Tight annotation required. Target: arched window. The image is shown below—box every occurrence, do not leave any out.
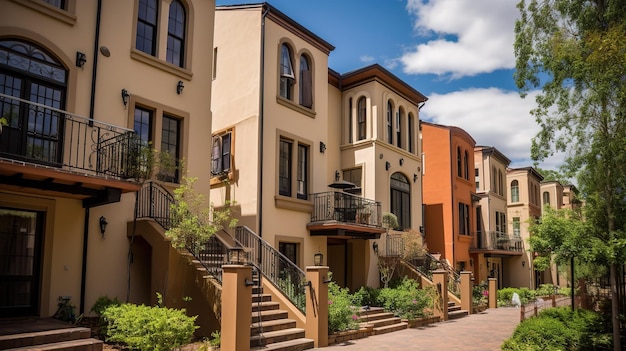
[390,172,411,229]
[0,39,67,165]
[166,0,186,67]
[457,147,462,177]
[386,100,393,144]
[396,108,403,148]
[299,54,312,108]
[136,0,159,56]
[408,113,414,153]
[464,150,469,179]
[348,97,353,143]
[543,191,550,205]
[511,180,519,202]
[498,170,503,195]
[357,97,366,140]
[279,44,294,100]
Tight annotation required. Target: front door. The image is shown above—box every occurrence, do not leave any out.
[0,208,44,317]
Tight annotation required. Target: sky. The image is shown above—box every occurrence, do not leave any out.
[215,0,562,171]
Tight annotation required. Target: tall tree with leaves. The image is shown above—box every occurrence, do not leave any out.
[515,0,626,348]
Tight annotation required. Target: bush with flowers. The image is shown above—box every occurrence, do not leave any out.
[328,282,360,333]
[374,277,434,320]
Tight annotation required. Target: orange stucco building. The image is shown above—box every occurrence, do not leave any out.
[421,121,476,271]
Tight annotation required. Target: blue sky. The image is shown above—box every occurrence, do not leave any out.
[216,0,559,170]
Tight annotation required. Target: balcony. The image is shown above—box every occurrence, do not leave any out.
[0,93,141,206]
[307,191,385,239]
[470,231,524,255]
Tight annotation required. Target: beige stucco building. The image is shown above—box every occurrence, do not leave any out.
[0,0,216,328]
[211,3,427,291]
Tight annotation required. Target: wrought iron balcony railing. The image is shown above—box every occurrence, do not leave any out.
[310,191,382,227]
[0,92,140,179]
[472,231,523,252]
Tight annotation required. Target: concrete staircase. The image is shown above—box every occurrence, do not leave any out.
[0,324,103,351]
[447,301,469,320]
[358,306,408,335]
[250,283,314,351]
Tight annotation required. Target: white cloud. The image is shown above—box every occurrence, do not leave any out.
[360,55,375,63]
[421,88,564,170]
[401,0,519,78]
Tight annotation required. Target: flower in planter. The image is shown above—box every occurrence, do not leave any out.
[483,290,489,297]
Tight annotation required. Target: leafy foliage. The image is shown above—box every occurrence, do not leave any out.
[102,302,198,351]
[90,295,121,316]
[327,282,359,333]
[375,277,434,320]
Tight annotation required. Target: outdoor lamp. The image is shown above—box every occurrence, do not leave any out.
[121,89,130,106]
[372,242,379,255]
[314,252,323,266]
[177,80,184,95]
[99,216,108,235]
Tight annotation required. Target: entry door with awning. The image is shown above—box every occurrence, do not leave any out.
[0,208,43,317]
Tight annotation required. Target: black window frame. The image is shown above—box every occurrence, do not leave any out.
[136,0,159,56]
[390,172,411,230]
[166,0,186,68]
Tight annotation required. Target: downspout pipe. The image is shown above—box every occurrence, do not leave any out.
[80,0,103,314]
[258,5,269,238]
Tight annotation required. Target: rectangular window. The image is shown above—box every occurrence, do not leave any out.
[279,242,298,273]
[136,0,158,56]
[343,168,362,188]
[42,0,65,9]
[408,114,414,153]
[279,139,292,197]
[458,203,470,235]
[159,115,180,183]
[396,112,401,148]
[134,107,153,144]
[212,47,218,80]
[211,131,232,176]
[297,144,308,200]
[513,217,520,236]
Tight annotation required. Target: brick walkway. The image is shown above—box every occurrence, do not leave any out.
[319,307,521,351]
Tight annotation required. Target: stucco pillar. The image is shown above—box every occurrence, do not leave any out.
[432,270,449,321]
[460,271,473,315]
[221,265,252,351]
[488,277,497,309]
[305,266,329,348]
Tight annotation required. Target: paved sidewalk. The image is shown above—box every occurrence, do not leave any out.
[318,307,521,351]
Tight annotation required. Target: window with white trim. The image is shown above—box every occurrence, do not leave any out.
[279,44,295,100]
[211,130,232,177]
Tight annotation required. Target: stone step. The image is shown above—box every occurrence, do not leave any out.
[448,309,469,319]
[251,319,297,335]
[251,309,289,324]
[250,337,314,351]
[360,316,402,329]
[358,311,395,322]
[373,322,408,335]
[252,293,273,303]
[3,338,104,351]
[250,328,305,347]
[252,301,280,312]
[448,304,462,312]
[0,327,91,349]
[357,306,385,316]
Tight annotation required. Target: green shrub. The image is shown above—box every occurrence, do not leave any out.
[352,286,380,307]
[472,285,488,305]
[209,330,220,347]
[498,287,535,306]
[376,277,433,320]
[328,282,359,333]
[102,303,198,351]
[91,295,121,316]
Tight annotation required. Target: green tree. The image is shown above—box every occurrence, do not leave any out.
[515,1,626,348]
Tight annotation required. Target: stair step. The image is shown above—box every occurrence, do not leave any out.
[373,322,408,335]
[360,316,402,328]
[3,338,104,351]
[252,287,263,295]
[448,310,469,319]
[358,312,395,322]
[252,301,280,312]
[357,306,385,316]
[250,328,305,347]
[251,309,289,323]
[250,337,314,351]
[0,327,91,349]
[251,319,297,335]
[448,304,462,312]
[252,294,273,303]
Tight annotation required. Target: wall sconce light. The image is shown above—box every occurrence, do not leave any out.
[99,216,108,235]
[319,141,326,154]
[413,173,418,183]
[335,170,340,182]
[75,51,87,68]
[470,258,474,267]
[522,261,525,267]
[385,161,391,171]
[372,242,379,255]
[121,89,130,106]
[399,158,404,166]
[176,80,184,95]
[314,252,323,266]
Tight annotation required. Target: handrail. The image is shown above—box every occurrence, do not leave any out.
[472,230,523,252]
[235,226,307,313]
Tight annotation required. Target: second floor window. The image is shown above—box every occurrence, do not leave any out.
[543,191,550,205]
[166,0,186,67]
[211,131,231,176]
[396,110,402,148]
[299,55,312,108]
[459,203,470,235]
[457,147,462,177]
[511,180,519,202]
[464,151,469,180]
[386,101,393,144]
[43,0,65,9]
[357,97,367,140]
[279,44,295,100]
[390,172,411,229]
[408,113,414,153]
[513,217,520,236]
[136,0,158,56]
[279,138,308,200]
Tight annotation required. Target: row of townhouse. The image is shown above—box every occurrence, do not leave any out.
[0,0,579,342]
[421,122,580,290]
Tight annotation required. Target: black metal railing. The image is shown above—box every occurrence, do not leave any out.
[0,92,141,179]
[310,191,382,227]
[136,181,174,229]
[473,231,523,252]
[235,226,307,313]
